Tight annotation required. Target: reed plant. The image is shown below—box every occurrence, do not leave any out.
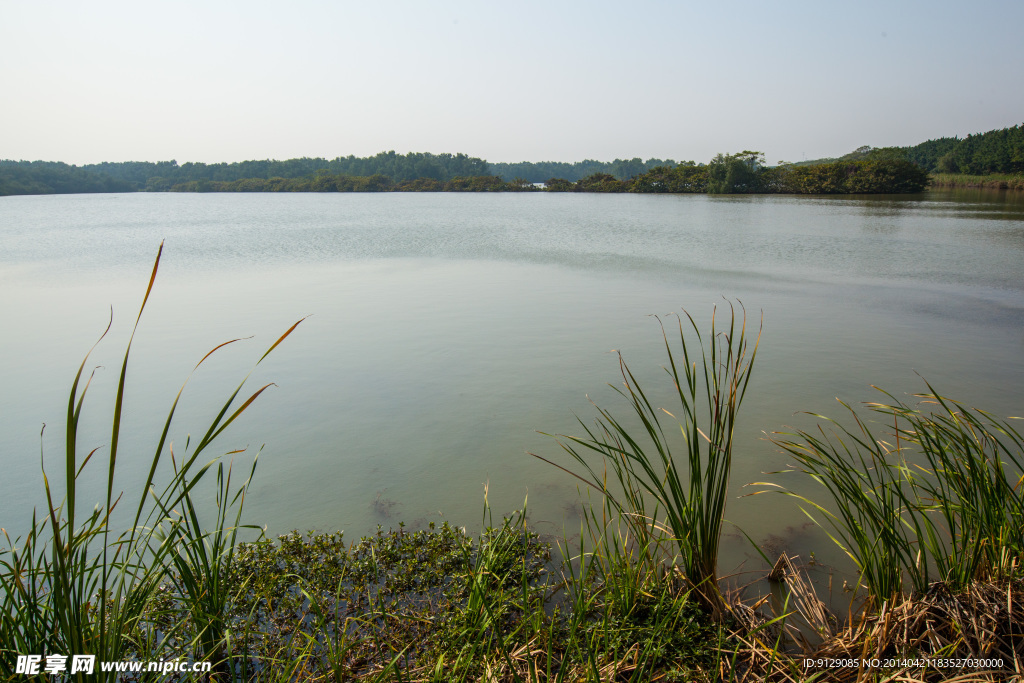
[535,303,759,618]
[563,503,726,681]
[769,385,1024,602]
[0,244,302,680]
[419,493,724,682]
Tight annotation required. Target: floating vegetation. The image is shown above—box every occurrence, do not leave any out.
[535,303,760,618]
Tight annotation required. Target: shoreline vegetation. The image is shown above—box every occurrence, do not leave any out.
[928,173,1024,190]
[2,122,1021,197]
[4,251,1024,681]
[117,156,935,196]
[0,154,936,197]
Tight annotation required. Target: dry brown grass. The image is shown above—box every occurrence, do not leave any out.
[929,173,1024,190]
[715,556,1024,683]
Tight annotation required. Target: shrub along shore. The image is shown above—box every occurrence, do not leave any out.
[3,250,1024,682]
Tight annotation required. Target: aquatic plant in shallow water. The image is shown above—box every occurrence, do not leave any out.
[535,302,760,618]
[0,243,303,679]
[767,384,1024,602]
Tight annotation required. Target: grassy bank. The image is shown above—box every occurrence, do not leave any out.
[3,253,1023,681]
[929,173,1024,190]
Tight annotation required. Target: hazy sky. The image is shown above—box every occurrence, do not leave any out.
[2,0,1022,166]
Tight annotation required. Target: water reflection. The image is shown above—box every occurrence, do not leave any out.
[1,189,1022,580]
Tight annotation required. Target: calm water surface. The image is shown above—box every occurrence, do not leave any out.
[2,190,1023,574]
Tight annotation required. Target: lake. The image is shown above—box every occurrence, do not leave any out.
[2,189,1023,576]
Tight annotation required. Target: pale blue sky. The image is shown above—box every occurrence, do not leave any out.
[2,0,1021,165]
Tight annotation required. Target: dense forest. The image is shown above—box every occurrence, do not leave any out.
[794,122,1023,174]
[1,123,1019,197]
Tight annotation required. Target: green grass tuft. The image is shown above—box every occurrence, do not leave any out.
[534,302,760,618]
[0,244,303,680]
[768,384,1024,602]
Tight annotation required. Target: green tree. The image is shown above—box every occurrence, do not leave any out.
[707,152,762,193]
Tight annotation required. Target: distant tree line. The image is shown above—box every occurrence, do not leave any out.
[164,154,928,195]
[0,161,134,196]
[0,155,928,197]
[929,124,1024,174]
[489,157,680,183]
[549,153,929,194]
[92,151,492,190]
[16,126,1023,197]
[793,123,1023,175]
[0,152,494,195]
[167,173,535,193]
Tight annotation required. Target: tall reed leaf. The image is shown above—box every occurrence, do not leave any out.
[0,244,303,680]
[768,384,1024,602]
[535,303,760,617]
